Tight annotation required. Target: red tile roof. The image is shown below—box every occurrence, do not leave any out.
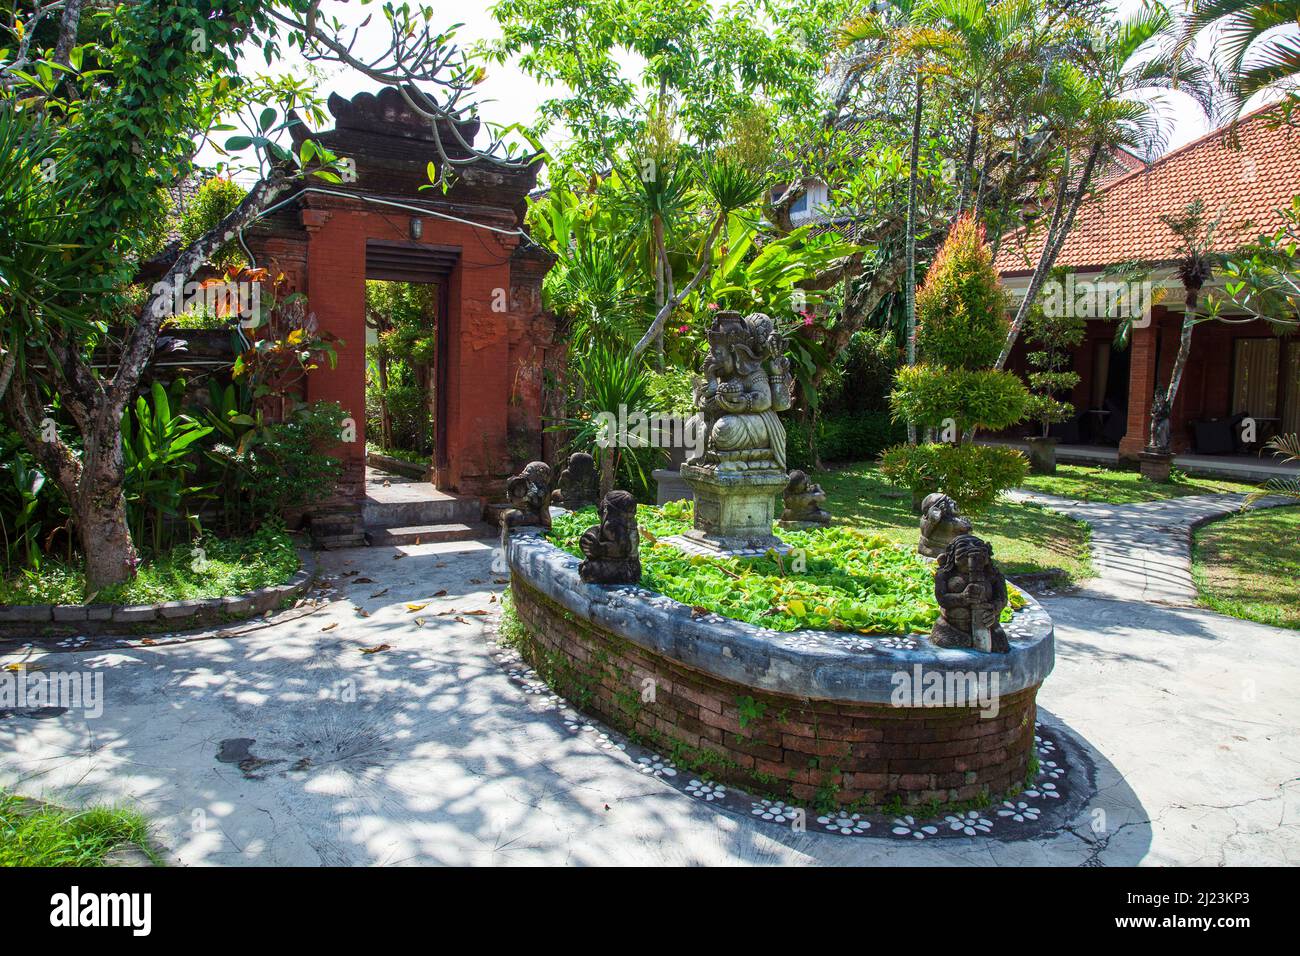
[995,107,1300,275]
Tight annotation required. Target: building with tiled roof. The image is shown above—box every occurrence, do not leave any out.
[995,106,1300,462]
[996,107,1300,274]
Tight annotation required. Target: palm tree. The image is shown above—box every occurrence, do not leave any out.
[995,2,1221,370]
[841,0,1033,440]
[1179,0,1300,118]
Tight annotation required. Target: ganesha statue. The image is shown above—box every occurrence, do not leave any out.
[674,311,795,554]
[685,311,792,475]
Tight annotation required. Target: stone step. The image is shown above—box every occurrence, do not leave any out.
[364,496,480,528]
[315,533,368,550]
[364,522,497,547]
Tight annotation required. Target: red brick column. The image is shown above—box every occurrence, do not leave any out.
[1119,320,1158,460]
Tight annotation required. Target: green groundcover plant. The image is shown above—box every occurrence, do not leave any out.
[0,524,298,607]
[549,501,1022,634]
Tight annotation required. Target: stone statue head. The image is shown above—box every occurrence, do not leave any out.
[938,533,995,575]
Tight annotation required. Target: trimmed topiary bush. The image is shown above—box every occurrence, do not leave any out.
[881,215,1028,510]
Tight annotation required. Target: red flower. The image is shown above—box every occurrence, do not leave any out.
[678,325,690,334]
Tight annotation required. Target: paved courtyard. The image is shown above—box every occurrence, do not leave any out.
[1,500,1297,865]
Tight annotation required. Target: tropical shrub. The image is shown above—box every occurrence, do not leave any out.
[889,365,1028,436]
[879,442,1028,514]
[121,380,213,553]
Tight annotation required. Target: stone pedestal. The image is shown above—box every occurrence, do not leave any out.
[1139,450,1173,483]
[652,468,693,505]
[677,464,788,554]
[1026,436,1059,474]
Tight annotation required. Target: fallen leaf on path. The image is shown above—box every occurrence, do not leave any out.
[321,622,338,631]
[406,602,428,612]
[369,588,389,598]
[414,617,427,627]
[433,589,447,597]
[353,577,376,584]
[359,644,391,655]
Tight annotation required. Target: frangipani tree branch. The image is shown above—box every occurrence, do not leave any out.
[630,210,727,359]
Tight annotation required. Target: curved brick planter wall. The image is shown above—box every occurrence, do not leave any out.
[0,549,315,635]
[507,532,1055,808]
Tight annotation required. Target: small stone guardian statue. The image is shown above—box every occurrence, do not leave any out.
[918,492,973,558]
[780,470,831,525]
[502,461,554,531]
[556,452,599,510]
[579,491,641,584]
[930,534,1010,653]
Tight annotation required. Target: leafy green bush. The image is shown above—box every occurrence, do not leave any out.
[645,367,697,415]
[548,501,1022,634]
[889,365,1028,435]
[240,402,347,523]
[878,442,1029,514]
[178,177,247,269]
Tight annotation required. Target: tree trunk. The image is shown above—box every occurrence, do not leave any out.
[76,476,137,591]
[995,141,1101,371]
[905,75,923,444]
[1159,285,1200,448]
[955,85,981,216]
[653,215,666,369]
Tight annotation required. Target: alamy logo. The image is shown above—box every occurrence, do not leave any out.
[592,405,705,459]
[1040,274,1154,324]
[49,887,151,936]
[150,276,261,326]
[0,669,104,718]
[890,664,1001,717]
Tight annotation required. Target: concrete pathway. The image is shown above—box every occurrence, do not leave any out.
[1008,490,1294,605]
[2,530,1297,865]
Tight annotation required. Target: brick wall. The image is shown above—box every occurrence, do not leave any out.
[511,580,1039,809]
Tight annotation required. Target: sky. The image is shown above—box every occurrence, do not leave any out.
[213,0,1254,182]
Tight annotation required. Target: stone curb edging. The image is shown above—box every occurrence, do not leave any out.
[0,548,317,635]
[506,531,1055,704]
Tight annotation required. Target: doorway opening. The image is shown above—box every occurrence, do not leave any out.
[365,280,440,472]
[363,239,458,481]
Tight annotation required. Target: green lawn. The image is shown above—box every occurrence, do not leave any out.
[1192,505,1300,630]
[0,525,300,606]
[0,792,159,867]
[812,463,1093,586]
[1021,463,1260,504]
